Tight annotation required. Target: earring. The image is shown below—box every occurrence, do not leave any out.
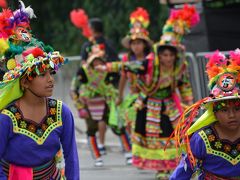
[21,86,25,91]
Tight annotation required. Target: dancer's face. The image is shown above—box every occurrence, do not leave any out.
[130,39,145,57]
[158,49,176,69]
[214,100,240,131]
[92,59,105,69]
[22,69,55,97]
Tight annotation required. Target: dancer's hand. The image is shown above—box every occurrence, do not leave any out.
[78,108,89,119]
[116,97,123,106]
[95,65,107,72]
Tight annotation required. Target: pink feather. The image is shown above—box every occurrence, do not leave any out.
[230,48,240,65]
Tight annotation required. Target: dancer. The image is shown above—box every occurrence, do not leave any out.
[70,10,119,157]
[116,7,153,135]
[71,44,132,166]
[0,2,79,179]
[96,5,198,179]
[170,49,240,179]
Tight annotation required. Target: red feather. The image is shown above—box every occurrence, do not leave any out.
[22,47,44,59]
[130,7,149,22]
[0,9,13,36]
[0,0,7,8]
[70,9,92,38]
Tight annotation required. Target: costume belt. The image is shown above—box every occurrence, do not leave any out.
[151,86,171,99]
[204,171,240,180]
[0,159,63,180]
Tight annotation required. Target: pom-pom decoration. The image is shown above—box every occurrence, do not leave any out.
[0,38,9,55]
[130,7,150,28]
[6,58,17,70]
[22,47,44,59]
[169,4,200,33]
[0,0,36,38]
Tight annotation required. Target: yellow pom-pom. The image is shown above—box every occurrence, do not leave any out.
[0,39,9,55]
[7,59,17,70]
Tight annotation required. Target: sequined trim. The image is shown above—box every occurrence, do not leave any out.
[199,127,240,165]
[2,99,62,145]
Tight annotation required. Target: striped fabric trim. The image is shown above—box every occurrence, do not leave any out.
[87,97,106,121]
[205,171,240,180]
[0,159,62,180]
[88,136,101,159]
[120,133,131,152]
[0,159,9,176]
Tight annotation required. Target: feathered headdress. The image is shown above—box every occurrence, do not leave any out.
[0,1,67,110]
[121,7,152,49]
[130,7,149,29]
[0,0,7,8]
[168,49,240,167]
[70,9,92,40]
[158,4,200,49]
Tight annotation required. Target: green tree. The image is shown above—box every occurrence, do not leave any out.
[8,0,168,55]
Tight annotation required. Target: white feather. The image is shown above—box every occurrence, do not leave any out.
[16,0,37,19]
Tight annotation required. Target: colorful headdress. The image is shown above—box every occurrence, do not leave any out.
[86,43,106,67]
[70,8,92,40]
[70,8,106,63]
[169,49,240,167]
[0,0,7,9]
[121,7,153,49]
[0,1,67,110]
[158,4,200,50]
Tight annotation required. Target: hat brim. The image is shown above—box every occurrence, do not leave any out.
[205,96,240,103]
[121,35,153,49]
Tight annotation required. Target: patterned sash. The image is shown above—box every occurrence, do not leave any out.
[205,171,240,180]
[0,159,63,180]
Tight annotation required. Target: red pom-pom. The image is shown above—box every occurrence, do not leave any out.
[130,7,149,22]
[22,47,44,58]
[99,44,105,50]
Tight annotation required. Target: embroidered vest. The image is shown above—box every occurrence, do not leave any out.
[2,99,62,145]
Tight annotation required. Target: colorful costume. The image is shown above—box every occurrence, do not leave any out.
[118,7,153,133]
[0,2,79,179]
[0,99,78,179]
[71,54,131,163]
[70,9,131,164]
[106,5,198,172]
[170,49,240,179]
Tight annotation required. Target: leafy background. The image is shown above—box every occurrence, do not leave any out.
[8,0,168,55]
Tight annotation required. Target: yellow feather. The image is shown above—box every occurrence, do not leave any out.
[0,39,9,55]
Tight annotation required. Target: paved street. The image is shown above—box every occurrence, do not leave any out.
[53,72,155,180]
[74,113,155,180]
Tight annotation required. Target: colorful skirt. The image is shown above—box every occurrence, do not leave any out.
[86,97,106,121]
[0,159,63,180]
[132,96,179,171]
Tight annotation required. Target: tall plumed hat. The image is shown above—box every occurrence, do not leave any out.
[70,8,106,63]
[169,49,240,166]
[0,1,67,110]
[121,7,153,49]
[158,4,200,51]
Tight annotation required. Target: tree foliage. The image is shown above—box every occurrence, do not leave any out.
[8,0,168,55]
